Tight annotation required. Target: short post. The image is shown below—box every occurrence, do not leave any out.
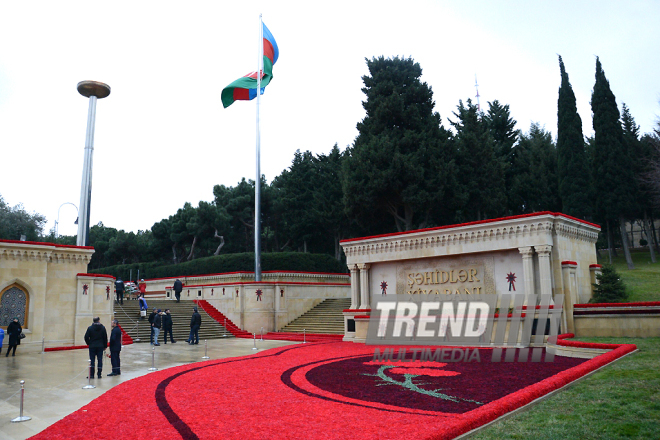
[303,328,306,344]
[41,337,45,354]
[260,327,264,342]
[11,380,32,423]
[148,346,158,371]
[252,333,258,350]
[223,318,227,337]
[202,340,210,359]
[83,360,96,389]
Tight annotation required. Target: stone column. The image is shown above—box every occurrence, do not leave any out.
[561,261,578,333]
[536,245,553,298]
[518,246,535,297]
[349,264,360,309]
[358,263,371,310]
[589,264,602,301]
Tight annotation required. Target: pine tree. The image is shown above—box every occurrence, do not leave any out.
[591,57,637,269]
[343,56,455,232]
[451,99,506,221]
[484,100,519,214]
[591,264,628,303]
[556,56,592,219]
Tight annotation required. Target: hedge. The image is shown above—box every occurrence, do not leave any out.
[89,252,348,280]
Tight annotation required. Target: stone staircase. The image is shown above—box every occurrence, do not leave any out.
[279,298,350,335]
[114,300,233,343]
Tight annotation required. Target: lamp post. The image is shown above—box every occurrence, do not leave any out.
[76,80,110,246]
[56,202,78,238]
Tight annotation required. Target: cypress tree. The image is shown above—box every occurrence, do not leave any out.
[591,57,637,269]
[556,56,592,219]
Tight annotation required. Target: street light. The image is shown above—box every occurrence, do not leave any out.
[76,80,111,246]
[55,202,78,238]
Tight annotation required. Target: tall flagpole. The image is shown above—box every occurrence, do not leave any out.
[254,14,263,282]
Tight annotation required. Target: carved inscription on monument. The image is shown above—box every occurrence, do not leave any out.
[405,266,487,295]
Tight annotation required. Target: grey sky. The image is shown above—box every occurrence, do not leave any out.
[1,1,658,237]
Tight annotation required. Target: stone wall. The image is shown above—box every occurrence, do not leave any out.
[0,240,113,352]
[339,212,601,342]
[143,271,350,333]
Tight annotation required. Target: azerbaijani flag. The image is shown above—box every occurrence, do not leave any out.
[221,22,279,109]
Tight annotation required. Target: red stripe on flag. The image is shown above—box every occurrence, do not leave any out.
[233,88,250,101]
[263,39,275,64]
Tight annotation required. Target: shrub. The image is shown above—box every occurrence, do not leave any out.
[90,252,348,280]
[590,264,629,303]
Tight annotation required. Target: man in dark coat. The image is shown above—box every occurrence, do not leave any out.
[173,279,183,303]
[84,317,108,379]
[162,309,175,344]
[115,277,125,305]
[5,318,22,357]
[148,307,157,344]
[152,310,162,346]
[108,319,122,376]
[188,307,202,345]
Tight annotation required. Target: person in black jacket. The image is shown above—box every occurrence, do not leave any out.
[108,319,122,376]
[173,279,183,302]
[115,277,125,305]
[5,318,22,357]
[84,317,108,379]
[188,307,201,345]
[152,310,162,346]
[162,309,175,344]
[148,307,157,344]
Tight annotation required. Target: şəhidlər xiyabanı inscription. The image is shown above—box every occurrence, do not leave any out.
[406,266,487,295]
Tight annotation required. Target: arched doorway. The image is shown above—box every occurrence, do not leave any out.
[0,284,29,329]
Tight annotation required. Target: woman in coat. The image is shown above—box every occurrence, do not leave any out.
[5,317,22,357]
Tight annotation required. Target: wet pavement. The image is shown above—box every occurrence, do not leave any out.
[0,337,298,440]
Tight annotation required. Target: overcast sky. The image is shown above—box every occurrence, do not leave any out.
[1,1,659,237]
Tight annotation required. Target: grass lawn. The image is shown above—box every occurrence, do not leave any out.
[598,248,660,302]
[469,337,660,440]
[470,248,660,439]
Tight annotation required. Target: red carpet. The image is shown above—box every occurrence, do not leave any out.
[30,338,635,440]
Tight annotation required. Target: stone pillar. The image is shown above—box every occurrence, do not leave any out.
[536,245,553,298]
[561,261,578,333]
[518,246,535,297]
[589,264,602,301]
[349,264,360,309]
[358,263,371,310]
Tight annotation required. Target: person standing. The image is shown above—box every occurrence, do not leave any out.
[84,317,108,379]
[5,318,22,357]
[173,279,183,303]
[108,319,122,376]
[152,309,162,346]
[0,326,4,355]
[115,277,125,305]
[188,307,201,345]
[138,279,147,300]
[148,307,157,344]
[162,309,175,344]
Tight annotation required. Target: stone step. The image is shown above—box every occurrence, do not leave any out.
[280,298,347,334]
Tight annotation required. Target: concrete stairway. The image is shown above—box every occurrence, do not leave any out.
[279,298,350,335]
[114,300,233,343]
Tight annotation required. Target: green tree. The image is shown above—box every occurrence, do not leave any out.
[451,99,505,221]
[0,195,46,241]
[590,264,628,303]
[556,55,592,219]
[343,56,455,232]
[591,57,637,269]
[508,123,561,213]
[621,103,656,262]
[484,100,519,214]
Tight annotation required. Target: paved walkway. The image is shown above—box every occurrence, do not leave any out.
[0,338,298,440]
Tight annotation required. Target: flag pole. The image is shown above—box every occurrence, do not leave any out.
[254,14,263,282]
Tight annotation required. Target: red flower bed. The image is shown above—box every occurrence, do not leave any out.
[574,301,660,308]
[30,336,635,440]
